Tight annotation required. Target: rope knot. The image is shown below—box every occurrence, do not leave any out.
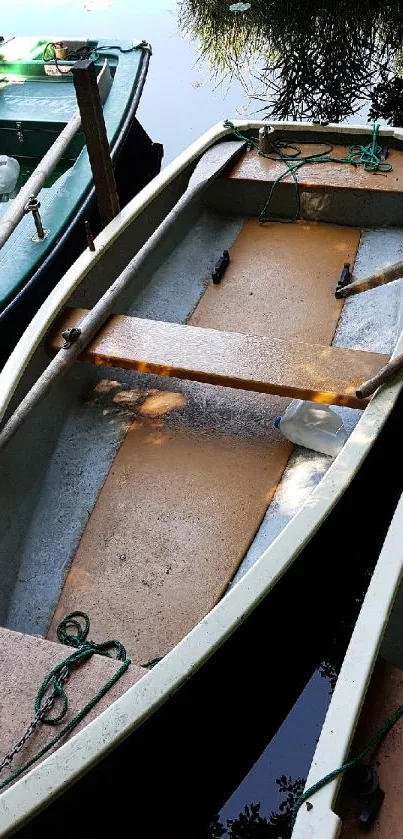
[56,610,90,648]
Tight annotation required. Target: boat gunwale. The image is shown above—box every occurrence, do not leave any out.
[1,119,403,833]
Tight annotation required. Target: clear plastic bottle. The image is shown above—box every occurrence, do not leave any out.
[0,155,20,199]
[274,399,347,457]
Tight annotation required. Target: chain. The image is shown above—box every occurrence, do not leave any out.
[0,613,130,793]
[0,665,70,775]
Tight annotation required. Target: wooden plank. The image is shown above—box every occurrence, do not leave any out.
[49,308,388,408]
[72,59,119,226]
[0,627,145,782]
[228,145,403,193]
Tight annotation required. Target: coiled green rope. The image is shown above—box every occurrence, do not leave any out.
[224,120,392,223]
[0,611,130,792]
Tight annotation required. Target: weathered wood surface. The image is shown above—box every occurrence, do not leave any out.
[49,308,389,408]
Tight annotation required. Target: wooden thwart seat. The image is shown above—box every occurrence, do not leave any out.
[227,145,403,194]
[49,308,389,408]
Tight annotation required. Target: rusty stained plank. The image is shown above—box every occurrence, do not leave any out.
[49,413,292,664]
[48,308,389,408]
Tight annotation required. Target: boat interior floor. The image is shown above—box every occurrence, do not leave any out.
[2,202,403,776]
[9,217,361,657]
[6,215,403,651]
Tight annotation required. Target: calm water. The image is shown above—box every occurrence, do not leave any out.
[4,0,253,163]
[2,3,397,836]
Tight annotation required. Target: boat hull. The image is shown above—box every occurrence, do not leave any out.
[2,120,403,833]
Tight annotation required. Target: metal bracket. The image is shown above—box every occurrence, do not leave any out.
[212,250,230,284]
[346,764,385,830]
[61,327,81,350]
[23,195,49,242]
[335,262,352,297]
[133,40,152,54]
[16,122,24,144]
[85,220,95,252]
[258,126,272,154]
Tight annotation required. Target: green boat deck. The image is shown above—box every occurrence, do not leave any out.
[0,80,77,123]
[0,36,149,312]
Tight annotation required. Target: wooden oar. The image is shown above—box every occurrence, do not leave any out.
[0,61,112,252]
[336,259,403,299]
[0,138,246,449]
[357,352,403,399]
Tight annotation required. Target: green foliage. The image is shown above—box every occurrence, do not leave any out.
[227,803,269,837]
[179,0,403,122]
[201,776,305,838]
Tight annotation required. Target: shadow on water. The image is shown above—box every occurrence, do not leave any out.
[179,0,403,125]
[17,390,403,839]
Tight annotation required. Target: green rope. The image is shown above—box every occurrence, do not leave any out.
[0,611,130,792]
[291,699,403,829]
[224,120,392,223]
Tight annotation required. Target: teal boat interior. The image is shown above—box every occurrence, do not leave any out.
[0,36,150,314]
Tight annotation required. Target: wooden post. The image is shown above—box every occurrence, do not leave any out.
[72,58,120,227]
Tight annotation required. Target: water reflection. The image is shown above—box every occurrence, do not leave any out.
[179,0,403,124]
[196,558,373,839]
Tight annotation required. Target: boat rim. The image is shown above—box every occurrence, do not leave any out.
[1,119,403,833]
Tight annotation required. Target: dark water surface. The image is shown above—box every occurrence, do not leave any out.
[4,2,403,836]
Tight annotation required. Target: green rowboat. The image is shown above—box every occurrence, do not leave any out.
[0,36,161,364]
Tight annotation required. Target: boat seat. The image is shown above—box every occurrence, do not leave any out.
[227,145,403,195]
[0,626,145,782]
[209,145,403,226]
[48,308,389,409]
